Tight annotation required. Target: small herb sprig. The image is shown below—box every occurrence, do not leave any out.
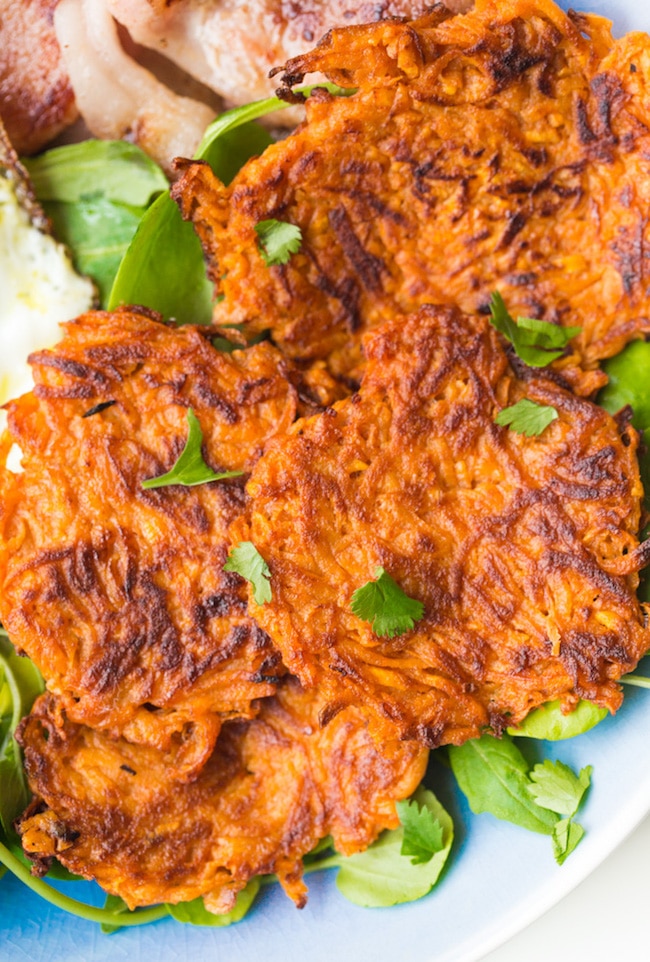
[350,567,424,638]
[489,292,581,367]
[142,409,243,490]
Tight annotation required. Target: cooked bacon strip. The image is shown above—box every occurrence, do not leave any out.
[106,0,441,115]
[0,0,78,155]
[54,0,215,171]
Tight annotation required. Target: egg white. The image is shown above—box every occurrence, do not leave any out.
[0,176,95,417]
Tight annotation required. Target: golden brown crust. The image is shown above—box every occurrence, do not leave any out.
[17,682,427,911]
[243,306,650,746]
[0,0,78,155]
[174,0,650,389]
[0,309,299,773]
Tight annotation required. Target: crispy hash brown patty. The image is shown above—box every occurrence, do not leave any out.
[0,309,300,775]
[243,307,650,747]
[174,0,650,390]
[16,681,427,912]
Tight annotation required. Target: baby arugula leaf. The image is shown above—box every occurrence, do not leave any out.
[396,796,444,864]
[508,700,608,741]
[141,409,243,490]
[489,292,581,367]
[350,567,424,638]
[448,733,557,835]
[494,398,558,437]
[255,219,302,266]
[315,787,453,907]
[167,879,260,926]
[224,542,272,605]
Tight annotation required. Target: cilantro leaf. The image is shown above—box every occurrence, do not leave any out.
[255,219,302,266]
[396,797,444,864]
[494,398,559,437]
[142,409,243,489]
[224,541,272,605]
[552,818,585,865]
[489,292,581,367]
[326,787,454,907]
[350,567,424,638]
[527,760,592,818]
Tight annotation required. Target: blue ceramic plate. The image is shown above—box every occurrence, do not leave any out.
[3,2,650,960]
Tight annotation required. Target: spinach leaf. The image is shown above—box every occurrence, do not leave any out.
[24,141,167,307]
[24,141,168,207]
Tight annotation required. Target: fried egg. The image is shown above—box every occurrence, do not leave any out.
[0,174,94,414]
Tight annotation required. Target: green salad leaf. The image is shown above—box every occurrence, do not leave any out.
[24,141,167,306]
[314,787,453,907]
[449,733,591,864]
[224,542,272,604]
[598,340,650,431]
[448,733,557,836]
[494,398,558,437]
[0,629,44,838]
[350,567,424,638]
[141,409,243,489]
[508,700,608,740]
[489,292,581,367]
[167,879,260,926]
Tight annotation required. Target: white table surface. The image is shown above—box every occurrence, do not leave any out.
[481,812,650,962]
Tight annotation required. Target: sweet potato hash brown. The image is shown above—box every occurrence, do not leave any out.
[174,0,650,389]
[0,308,301,776]
[242,306,650,747]
[16,679,427,911]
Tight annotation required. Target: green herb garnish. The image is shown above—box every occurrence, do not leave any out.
[527,760,592,865]
[449,732,591,864]
[494,398,559,437]
[396,796,444,865]
[223,541,272,605]
[142,409,243,489]
[489,292,581,367]
[254,219,302,266]
[350,567,424,638]
[311,787,453,907]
